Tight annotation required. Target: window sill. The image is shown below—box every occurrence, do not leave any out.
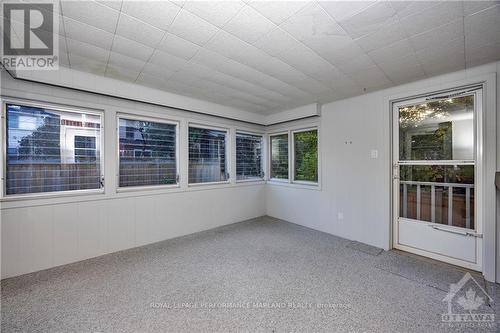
[0,188,105,203]
[188,180,231,187]
[266,180,321,191]
[116,184,180,193]
[236,178,265,183]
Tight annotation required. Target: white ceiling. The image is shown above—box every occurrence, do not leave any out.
[27,1,500,114]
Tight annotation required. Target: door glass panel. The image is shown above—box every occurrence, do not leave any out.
[399,95,474,161]
[399,165,474,230]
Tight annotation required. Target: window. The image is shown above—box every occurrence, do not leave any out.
[118,117,178,188]
[236,132,263,181]
[189,126,228,184]
[4,102,103,196]
[293,129,318,183]
[74,136,97,163]
[270,133,288,180]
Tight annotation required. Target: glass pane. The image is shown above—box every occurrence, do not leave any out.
[270,134,288,179]
[188,127,227,184]
[294,130,318,182]
[6,103,102,195]
[236,133,263,181]
[399,95,474,161]
[399,165,474,229]
[118,118,177,187]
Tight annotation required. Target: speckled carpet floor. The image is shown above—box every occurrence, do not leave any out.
[2,216,499,332]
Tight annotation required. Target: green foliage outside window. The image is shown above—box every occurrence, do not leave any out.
[294,130,318,182]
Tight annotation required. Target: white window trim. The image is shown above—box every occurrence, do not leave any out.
[235,130,265,183]
[116,113,180,193]
[268,131,289,183]
[291,127,320,187]
[187,122,231,186]
[1,97,105,201]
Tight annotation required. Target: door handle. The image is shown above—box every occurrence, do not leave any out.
[429,225,483,238]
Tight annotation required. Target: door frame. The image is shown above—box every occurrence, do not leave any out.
[387,73,497,282]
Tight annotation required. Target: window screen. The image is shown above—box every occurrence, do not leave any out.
[5,103,102,195]
[189,127,227,184]
[236,133,263,181]
[118,118,177,187]
[293,129,318,183]
[270,134,288,179]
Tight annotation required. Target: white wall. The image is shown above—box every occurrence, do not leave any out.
[0,71,266,279]
[266,61,499,282]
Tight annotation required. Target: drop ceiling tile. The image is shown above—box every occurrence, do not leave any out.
[107,52,145,72]
[464,4,500,36]
[402,1,464,37]
[416,38,465,64]
[383,64,427,85]
[465,26,500,50]
[319,1,375,22]
[105,65,140,82]
[171,0,186,8]
[157,32,200,60]
[280,2,346,42]
[420,51,465,76]
[63,17,114,50]
[252,26,299,56]
[168,9,219,45]
[190,48,230,70]
[390,1,438,19]
[58,35,68,54]
[121,0,180,31]
[66,38,110,63]
[97,1,122,11]
[249,0,310,25]
[69,53,107,75]
[60,0,119,33]
[354,20,406,52]
[349,66,392,90]
[115,13,165,48]
[335,54,376,75]
[339,2,398,38]
[204,30,250,59]
[376,53,426,84]
[141,62,176,81]
[223,5,276,44]
[59,51,70,67]
[111,35,155,62]
[136,72,170,90]
[149,49,189,72]
[410,19,464,52]
[466,41,500,67]
[288,76,332,96]
[183,0,245,27]
[304,37,361,65]
[181,62,220,79]
[368,38,415,65]
[464,1,499,16]
[276,44,341,82]
[230,43,277,72]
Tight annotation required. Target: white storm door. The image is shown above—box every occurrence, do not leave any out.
[392,88,483,271]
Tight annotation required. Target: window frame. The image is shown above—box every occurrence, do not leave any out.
[235,130,265,183]
[291,127,319,186]
[187,123,230,187]
[268,131,290,183]
[1,98,105,200]
[116,113,180,192]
